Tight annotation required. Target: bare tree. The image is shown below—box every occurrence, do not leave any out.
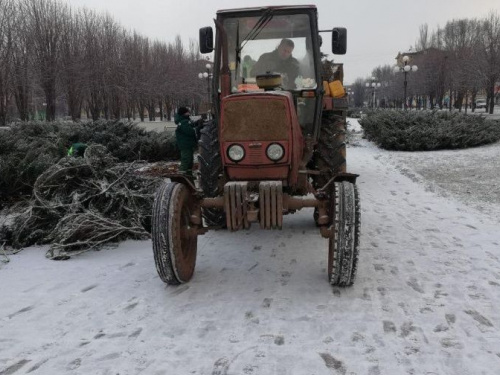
[415,23,429,51]
[22,0,66,121]
[97,14,123,120]
[0,0,14,125]
[477,12,500,114]
[60,8,85,121]
[3,0,209,123]
[351,78,366,108]
[434,19,479,111]
[81,8,105,121]
[11,1,34,121]
[371,65,398,107]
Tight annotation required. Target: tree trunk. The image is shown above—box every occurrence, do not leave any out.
[103,99,109,120]
[43,81,57,122]
[148,101,155,121]
[138,101,145,122]
[166,99,172,121]
[0,79,8,125]
[67,90,82,122]
[0,95,7,126]
[90,92,101,121]
[488,82,495,114]
[112,100,121,120]
[158,99,163,120]
[126,101,132,120]
[456,91,464,111]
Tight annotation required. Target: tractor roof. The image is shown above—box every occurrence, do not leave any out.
[217,5,317,15]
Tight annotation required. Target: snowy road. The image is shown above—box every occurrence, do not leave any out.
[1,137,500,375]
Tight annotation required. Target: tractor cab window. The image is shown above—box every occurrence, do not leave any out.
[223,14,317,92]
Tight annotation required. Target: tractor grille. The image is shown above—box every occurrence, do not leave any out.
[221,98,289,142]
[247,148,262,163]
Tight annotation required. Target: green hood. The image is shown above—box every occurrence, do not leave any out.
[174,113,185,125]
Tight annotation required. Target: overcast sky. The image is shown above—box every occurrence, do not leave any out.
[67,0,500,84]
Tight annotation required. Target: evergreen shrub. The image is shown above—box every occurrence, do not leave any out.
[359,110,500,151]
[0,120,177,206]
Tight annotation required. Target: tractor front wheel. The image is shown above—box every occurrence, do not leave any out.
[152,181,198,285]
[328,181,360,286]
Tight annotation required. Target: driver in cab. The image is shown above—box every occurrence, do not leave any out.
[250,38,300,89]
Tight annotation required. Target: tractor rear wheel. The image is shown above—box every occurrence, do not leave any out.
[312,112,346,189]
[198,120,226,227]
[152,181,198,285]
[328,181,360,286]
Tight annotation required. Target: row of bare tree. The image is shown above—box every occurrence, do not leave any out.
[0,0,208,125]
[350,12,500,114]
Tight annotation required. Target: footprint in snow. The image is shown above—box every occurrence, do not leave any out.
[262,298,272,308]
[81,284,98,293]
[383,321,396,333]
[318,353,346,375]
[1,359,31,374]
[8,305,35,319]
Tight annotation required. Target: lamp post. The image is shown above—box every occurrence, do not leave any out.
[198,63,212,117]
[365,77,381,109]
[348,88,355,107]
[394,55,418,110]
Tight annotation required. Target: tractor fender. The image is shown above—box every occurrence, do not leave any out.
[167,175,200,197]
[314,172,359,200]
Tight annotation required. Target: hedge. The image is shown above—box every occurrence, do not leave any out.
[359,110,500,151]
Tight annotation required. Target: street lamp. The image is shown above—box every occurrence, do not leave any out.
[346,87,355,107]
[198,63,212,117]
[365,77,381,109]
[394,55,418,110]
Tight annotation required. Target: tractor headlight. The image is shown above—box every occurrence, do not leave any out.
[227,144,245,162]
[266,143,284,161]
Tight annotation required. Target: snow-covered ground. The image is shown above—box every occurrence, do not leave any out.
[1,120,500,375]
[136,121,175,133]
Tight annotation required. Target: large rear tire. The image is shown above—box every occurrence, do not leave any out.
[152,182,198,285]
[198,120,226,227]
[328,181,360,286]
[312,112,346,189]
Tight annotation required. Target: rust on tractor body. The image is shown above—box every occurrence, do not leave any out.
[220,91,303,186]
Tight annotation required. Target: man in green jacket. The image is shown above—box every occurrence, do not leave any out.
[174,107,201,177]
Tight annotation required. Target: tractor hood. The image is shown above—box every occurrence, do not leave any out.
[219,91,303,186]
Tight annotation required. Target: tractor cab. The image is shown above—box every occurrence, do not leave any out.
[200,6,346,138]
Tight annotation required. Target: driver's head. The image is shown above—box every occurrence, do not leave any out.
[277,38,294,60]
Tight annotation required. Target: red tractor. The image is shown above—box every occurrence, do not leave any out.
[152,5,360,286]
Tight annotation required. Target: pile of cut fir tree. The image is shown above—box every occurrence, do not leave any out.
[0,120,178,259]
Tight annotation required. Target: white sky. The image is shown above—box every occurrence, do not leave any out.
[66,0,500,84]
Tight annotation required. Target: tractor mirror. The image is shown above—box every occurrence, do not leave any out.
[199,27,214,54]
[332,27,347,55]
